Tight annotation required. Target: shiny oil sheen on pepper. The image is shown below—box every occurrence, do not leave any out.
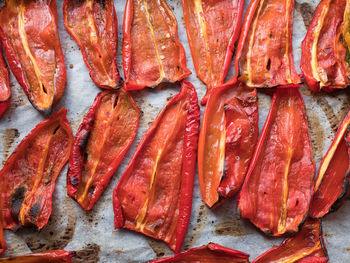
[0,250,73,263]
[0,43,10,118]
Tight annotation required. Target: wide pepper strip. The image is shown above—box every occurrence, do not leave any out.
[238,87,315,236]
[198,80,258,208]
[252,219,328,263]
[149,243,249,262]
[234,0,301,87]
[0,43,10,118]
[182,0,244,104]
[0,108,73,230]
[309,110,350,218]
[123,0,191,90]
[0,0,66,113]
[300,0,350,92]
[67,89,140,210]
[0,250,73,263]
[113,81,200,253]
[63,0,120,89]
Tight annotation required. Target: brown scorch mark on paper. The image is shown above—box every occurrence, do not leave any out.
[2,128,20,165]
[295,1,315,29]
[316,97,340,134]
[146,237,172,259]
[215,217,251,237]
[307,111,325,163]
[73,243,100,263]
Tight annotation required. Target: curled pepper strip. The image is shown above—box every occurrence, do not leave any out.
[0,108,73,230]
[198,80,258,208]
[234,0,301,87]
[0,43,10,118]
[301,0,350,92]
[0,250,73,263]
[123,0,191,90]
[238,87,315,236]
[67,89,140,210]
[113,81,200,253]
[309,110,350,218]
[63,0,120,89]
[182,0,245,104]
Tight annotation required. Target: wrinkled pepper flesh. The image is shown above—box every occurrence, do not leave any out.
[0,44,10,118]
[198,80,258,208]
[182,0,245,104]
[0,0,66,113]
[252,219,328,263]
[238,87,315,236]
[235,0,301,87]
[0,250,73,263]
[123,0,191,90]
[301,0,350,92]
[113,81,200,253]
[0,108,73,230]
[63,0,120,89]
[67,89,140,210]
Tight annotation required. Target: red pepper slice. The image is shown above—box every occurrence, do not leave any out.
[238,87,315,236]
[182,0,245,104]
[252,219,328,263]
[309,110,350,218]
[198,80,258,208]
[149,243,249,262]
[67,89,140,210]
[300,0,350,92]
[113,81,200,253]
[0,250,73,263]
[0,0,66,113]
[0,43,10,118]
[123,0,191,90]
[63,0,120,89]
[234,0,301,87]
[0,108,73,230]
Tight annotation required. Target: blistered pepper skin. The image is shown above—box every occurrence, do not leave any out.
[0,43,10,118]
[0,250,73,263]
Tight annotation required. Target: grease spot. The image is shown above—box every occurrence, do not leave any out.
[2,128,20,164]
[73,243,100,263]
[295,1,315,29]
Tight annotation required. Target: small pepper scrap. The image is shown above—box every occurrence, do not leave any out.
[63,0,120,89]
[0,108,73,230]
[238,87,315,236]
[309,110,350,218]
[0,43,10,118]
[234,0,301,87]
[0,250,73,263]
[252,219,328,263]
[67,89,140,210]
[149,243,249,262]
[182,0,245,104]
[198,80,258,208]
[113,81,200,253]
[123,0,191,90]
[301,0,350,92]
[0,0,66,113]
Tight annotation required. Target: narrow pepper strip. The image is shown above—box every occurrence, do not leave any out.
[182,0,244,104]
[0,0,66,113]
[0,250,73,263]
[113,81,200,253]
[0,108,73,230]
[0,43,10,118]
[198,80,258,208]
[301,0,350,92]
[238,87,315,236]
[63,0,120,89]
[67,89,140,210]
[123,0,191,90]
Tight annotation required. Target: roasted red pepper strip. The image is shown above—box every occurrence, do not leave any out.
[0,0,66,113]
[149,243,249,262]
[301,0,350,92]
[252,219,328,263]
[0,108,73,230]
[198,80,258,208]
[182,0,244,104]
[67,89,140,210]
[0,250,73,263]
[234,0,301,87]
[123,0,191,90]
[238,87,315,236]
[0,43,10,118]
[309,110,350,218]
[63,0,120,89]
[113,81,200,253]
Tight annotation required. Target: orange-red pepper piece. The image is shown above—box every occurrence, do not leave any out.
[0,250,73,263]
[0,43,10,118]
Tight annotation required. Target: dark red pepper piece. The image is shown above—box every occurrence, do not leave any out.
[0,42,10,118]
[0,250,73,262]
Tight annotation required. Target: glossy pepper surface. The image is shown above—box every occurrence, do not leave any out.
[0,108,73,230]
[123,0,191,90]
[113,81,200,253]
[300,0,350,92]
[234,0,300,87]
[67,89,140,210]
[0,43,10,118]
[182,0,244,104]
[63,0,120,89]
[198,80,258,208]
[0,250,73,262]
[0,0,66,113]
[238,87,315,236]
